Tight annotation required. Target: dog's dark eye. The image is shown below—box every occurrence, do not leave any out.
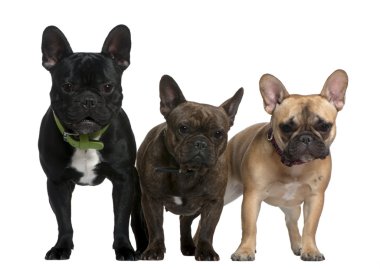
[280,123,293,133]
[179,125,189,134]
[102,83,114,94]
[317,122,332,132]
[214,130,224,139]
[61,82,73,93]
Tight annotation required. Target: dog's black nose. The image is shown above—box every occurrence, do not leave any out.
[299,134,313,145]
[82,97,96,109]
[194,140,208,150]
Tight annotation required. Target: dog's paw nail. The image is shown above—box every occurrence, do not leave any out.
[181,245,196,256]
[141,248,165,261]
[115,247,136,261]
[293,247,302,256]
[231,251,255,261]
[195,251,219,261]
[301,252,325,261]
[45,247,72,260]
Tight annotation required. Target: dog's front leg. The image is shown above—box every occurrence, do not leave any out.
[301,193,325,261]
[194,199,223,261]
[140,193,165,260]
[231,190,262,261]
[45,179,75,260]
[110,173,137,261]
[180,213,200,256]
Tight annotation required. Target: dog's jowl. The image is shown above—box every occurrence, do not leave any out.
[224,70,348,261]
[137,75,243,261]
[39,25,148,260]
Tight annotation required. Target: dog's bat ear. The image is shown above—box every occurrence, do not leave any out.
[259,74,290,115]
[159,75,186,118]
[320,69,348,111]
[102,24,131,70]
[220,88,244,127]
[41,26,73,70]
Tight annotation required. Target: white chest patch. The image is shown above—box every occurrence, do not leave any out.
[282,182,302,201]
[173,196,183,205]
[70,149,100,186]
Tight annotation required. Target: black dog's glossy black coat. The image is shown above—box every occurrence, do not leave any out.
[39,25,147,260]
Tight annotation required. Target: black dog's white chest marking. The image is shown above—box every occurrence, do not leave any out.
[172,196,183,205]
[70,149,100,185]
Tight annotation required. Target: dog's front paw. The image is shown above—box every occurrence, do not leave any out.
[300,249,325,261]
[45,247,72,260]
[181,236,195,256]
[115,247,137,261]
[292,247,301,256]
[231,248,255,261]
[141,244,165,260]
[181,243,195,256]
[195,241,219,261]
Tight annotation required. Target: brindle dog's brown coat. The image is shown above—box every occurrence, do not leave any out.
[137,75,243,261]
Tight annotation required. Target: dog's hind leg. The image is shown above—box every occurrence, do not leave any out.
[130,168,149,258]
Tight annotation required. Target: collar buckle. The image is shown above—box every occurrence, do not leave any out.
[53,110,107,150]
[63,131,79,142]
[267,129,274,141]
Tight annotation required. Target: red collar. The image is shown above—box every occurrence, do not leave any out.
[267,128,306,167]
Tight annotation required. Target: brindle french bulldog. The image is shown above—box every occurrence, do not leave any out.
[137,75,243,261]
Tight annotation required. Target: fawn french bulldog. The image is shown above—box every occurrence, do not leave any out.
[224,70,348,261]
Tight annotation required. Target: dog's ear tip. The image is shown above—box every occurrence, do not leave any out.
[160,74,174,82]
[42,26,64,37]
[110,25,131,38]
[43,25,57,32]
[328,69,349,84]
[334,69,348,75]
[232,88,244,104]
[159,75,178,90]
[45,25,59,30]
[116,24,130,31]
[259,73,274,83]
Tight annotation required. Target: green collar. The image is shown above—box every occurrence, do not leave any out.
[53,112,109,150]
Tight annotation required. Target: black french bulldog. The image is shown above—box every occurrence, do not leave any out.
[39,25,147,260]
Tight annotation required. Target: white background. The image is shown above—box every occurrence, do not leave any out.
[0,0,378,268]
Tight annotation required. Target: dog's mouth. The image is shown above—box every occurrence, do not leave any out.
[179,155,211,176]
[179,165,208,176]
[69,117,102,135]
[283,142,330,163]
[179,165,197,174]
